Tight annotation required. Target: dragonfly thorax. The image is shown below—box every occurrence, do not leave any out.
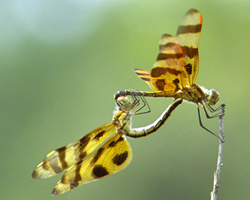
[179,84,205,104]
[180,85,220,105]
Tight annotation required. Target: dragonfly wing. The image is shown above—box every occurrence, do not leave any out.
[51,134,132,195]
[176,8,202,85]
[32,122,116,179]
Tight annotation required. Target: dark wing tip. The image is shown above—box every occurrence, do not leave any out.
[186,8,199,14]
[51,188,58,196]
[31,169,39,179]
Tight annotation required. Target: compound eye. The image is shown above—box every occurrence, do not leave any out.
[116,96,131,109]
[206,89,220,105]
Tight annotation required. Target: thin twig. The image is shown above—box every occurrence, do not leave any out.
[210,103,226,200]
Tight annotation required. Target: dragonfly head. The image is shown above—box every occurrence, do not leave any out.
[205,89,220,105]
[116,96,131,111]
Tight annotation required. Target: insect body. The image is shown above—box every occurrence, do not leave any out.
[115,9,223,140]
[32,96,182,195]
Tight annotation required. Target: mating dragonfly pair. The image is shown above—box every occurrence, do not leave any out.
[32,9,223,195]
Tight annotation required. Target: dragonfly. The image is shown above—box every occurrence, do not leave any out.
[32,95,183,195]
[114,9,223,141]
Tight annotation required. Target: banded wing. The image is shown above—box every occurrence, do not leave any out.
[32,122,116,179]
[52,133,132,195]
[134,9,202,92]
[135,34,186,95]
[176,8,202,85]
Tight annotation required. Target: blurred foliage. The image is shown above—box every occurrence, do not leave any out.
[1,1,249,200]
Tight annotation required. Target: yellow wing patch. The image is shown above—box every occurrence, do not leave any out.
[52,134,132,195]
[32,122,115,180]
[32,96,134,195]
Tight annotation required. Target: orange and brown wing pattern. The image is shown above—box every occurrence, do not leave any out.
[176,8,202,85]
[134,9,202,93]
[32,122,115,179]
[52,133,132,195]
[135,34,185,96]
[133,69,152,88]
[153,34,186,93]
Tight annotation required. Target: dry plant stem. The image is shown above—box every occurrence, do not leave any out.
[210,103,226,200]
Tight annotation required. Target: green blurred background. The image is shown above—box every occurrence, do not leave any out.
[1,0,249,200]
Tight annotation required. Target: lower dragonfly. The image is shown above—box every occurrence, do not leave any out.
[32,94,183,195]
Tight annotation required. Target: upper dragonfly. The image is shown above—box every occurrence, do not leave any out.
[115,9,223,140]
[32,94,182,195]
